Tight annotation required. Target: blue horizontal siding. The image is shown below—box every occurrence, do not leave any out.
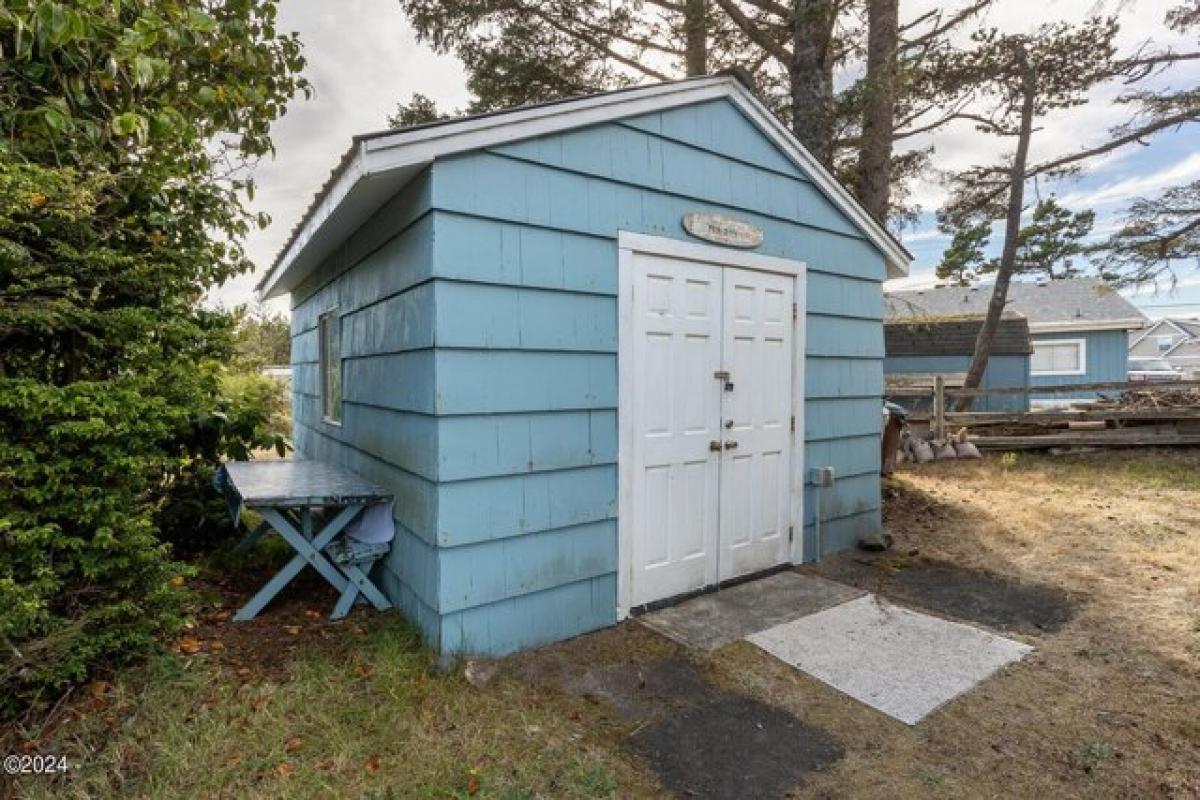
[620,100,805,178]
[438,520,617,613]
[434,281,616,352]
[884,353,1029,412]
[439,573,617,656]
[438,410,615,482]
[803,508,881,562]
[436,464,617,547]
[433,350,616,415]
[1030,330,1129,396]
[490,123,857,238]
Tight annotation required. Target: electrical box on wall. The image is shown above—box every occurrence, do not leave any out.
[809,466,836,488]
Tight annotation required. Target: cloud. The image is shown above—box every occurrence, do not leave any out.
[206,0,467,311]
[1057,151,1200,209]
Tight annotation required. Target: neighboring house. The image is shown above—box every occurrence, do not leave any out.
[887,278,1147,401]
[884,315,1032,412]
[257,75,911,659]
[1129,318,1200,378]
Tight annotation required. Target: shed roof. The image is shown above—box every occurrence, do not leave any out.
[258,74,912,299]
[885,278,1147,334]
[885,315,1033,357]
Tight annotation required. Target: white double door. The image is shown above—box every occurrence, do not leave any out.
[629,250,796,608]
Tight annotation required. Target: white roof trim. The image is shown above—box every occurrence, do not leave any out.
[1128,317,1190,348]
[1029,318,1148,334]
[258,76,910,299]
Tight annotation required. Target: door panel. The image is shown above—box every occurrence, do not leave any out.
[718,267,794,580]
[629,253,723,607]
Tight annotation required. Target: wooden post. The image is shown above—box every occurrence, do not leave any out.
[933,375,946,443]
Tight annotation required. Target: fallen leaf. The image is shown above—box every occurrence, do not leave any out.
[284,736,303,753]
[364,754,381,775]
[275,762,294,777]
[467,768,480,795]
[177,637,202,655]
[353,664,374,679]
[89,680,109,699]
[283,625,301,636]
[168,576,185,588]
[236,667,252,678]
[209,640,226,652]
[225,754,242,768]
[304,609,322,620]
[20,740,39,754]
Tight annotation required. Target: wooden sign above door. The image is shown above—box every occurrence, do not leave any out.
[681,213,764,249]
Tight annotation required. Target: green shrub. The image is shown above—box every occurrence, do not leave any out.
[157,371,292,556]
[0,373,191,716]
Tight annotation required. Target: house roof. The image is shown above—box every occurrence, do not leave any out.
[885,278,1148,334]
[257,74,912,300]
[885,314,1032,357]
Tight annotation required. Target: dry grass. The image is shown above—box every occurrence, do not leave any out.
[709,449,1200,798]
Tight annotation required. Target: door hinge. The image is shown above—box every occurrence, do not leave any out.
[792,302,798,321]
[788,525,794,543]
[790,415,796,433]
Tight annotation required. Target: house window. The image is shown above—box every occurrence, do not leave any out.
[1031,339,1086,376]
[319,310,342,424]
[1158,335,1177,354]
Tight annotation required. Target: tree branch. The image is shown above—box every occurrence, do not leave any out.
[711,0,793,66]
[528,8,674,81]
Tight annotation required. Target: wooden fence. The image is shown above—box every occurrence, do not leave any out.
[885,376,1200,450]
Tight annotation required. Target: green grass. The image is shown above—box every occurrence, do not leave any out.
[20,618,653,799]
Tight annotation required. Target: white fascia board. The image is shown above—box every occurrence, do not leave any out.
[1029,318,1148,334]
[1128,318,1186,348]
[260,75,912,299]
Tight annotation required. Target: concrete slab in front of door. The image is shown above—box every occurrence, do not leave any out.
[748,594,1033,725]
[639,571,865,651]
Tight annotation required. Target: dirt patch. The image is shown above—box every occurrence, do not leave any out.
[631,696,841,800]
[809,552,1078,635]
[512,624,842,798]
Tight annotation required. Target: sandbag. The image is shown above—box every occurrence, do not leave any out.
[935,441,958,459]
[955,440,982,459]
[911,437,935,463]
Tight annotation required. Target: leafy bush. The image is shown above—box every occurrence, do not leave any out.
[0,373,192,716]
[0,1,307,719]
[158,371,292,556]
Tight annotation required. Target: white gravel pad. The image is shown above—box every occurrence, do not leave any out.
[747,595,1033,725]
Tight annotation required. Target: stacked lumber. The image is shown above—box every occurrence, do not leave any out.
[967,387,1200,450]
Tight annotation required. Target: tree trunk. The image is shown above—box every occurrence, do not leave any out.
[683,0,709,76]
[857,0,898,222]
[790,0,836,166]
[958,47,1036,412]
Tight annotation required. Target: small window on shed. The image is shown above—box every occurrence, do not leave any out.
[1031,339,1085,376]
[1158,335,1177,354]
[319,310,342,424]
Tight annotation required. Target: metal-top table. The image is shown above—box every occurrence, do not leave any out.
[219,460,395,622]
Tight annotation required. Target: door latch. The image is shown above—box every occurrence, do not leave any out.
[709,440,723,452]
[723,440,739,450]
[713,370,734,392]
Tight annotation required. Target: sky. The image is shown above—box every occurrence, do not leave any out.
[210,0,1200,320]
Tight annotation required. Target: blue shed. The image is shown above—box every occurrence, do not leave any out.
[884,315,1032,412]
[257,75,912,658]
[887,279,1148,405]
